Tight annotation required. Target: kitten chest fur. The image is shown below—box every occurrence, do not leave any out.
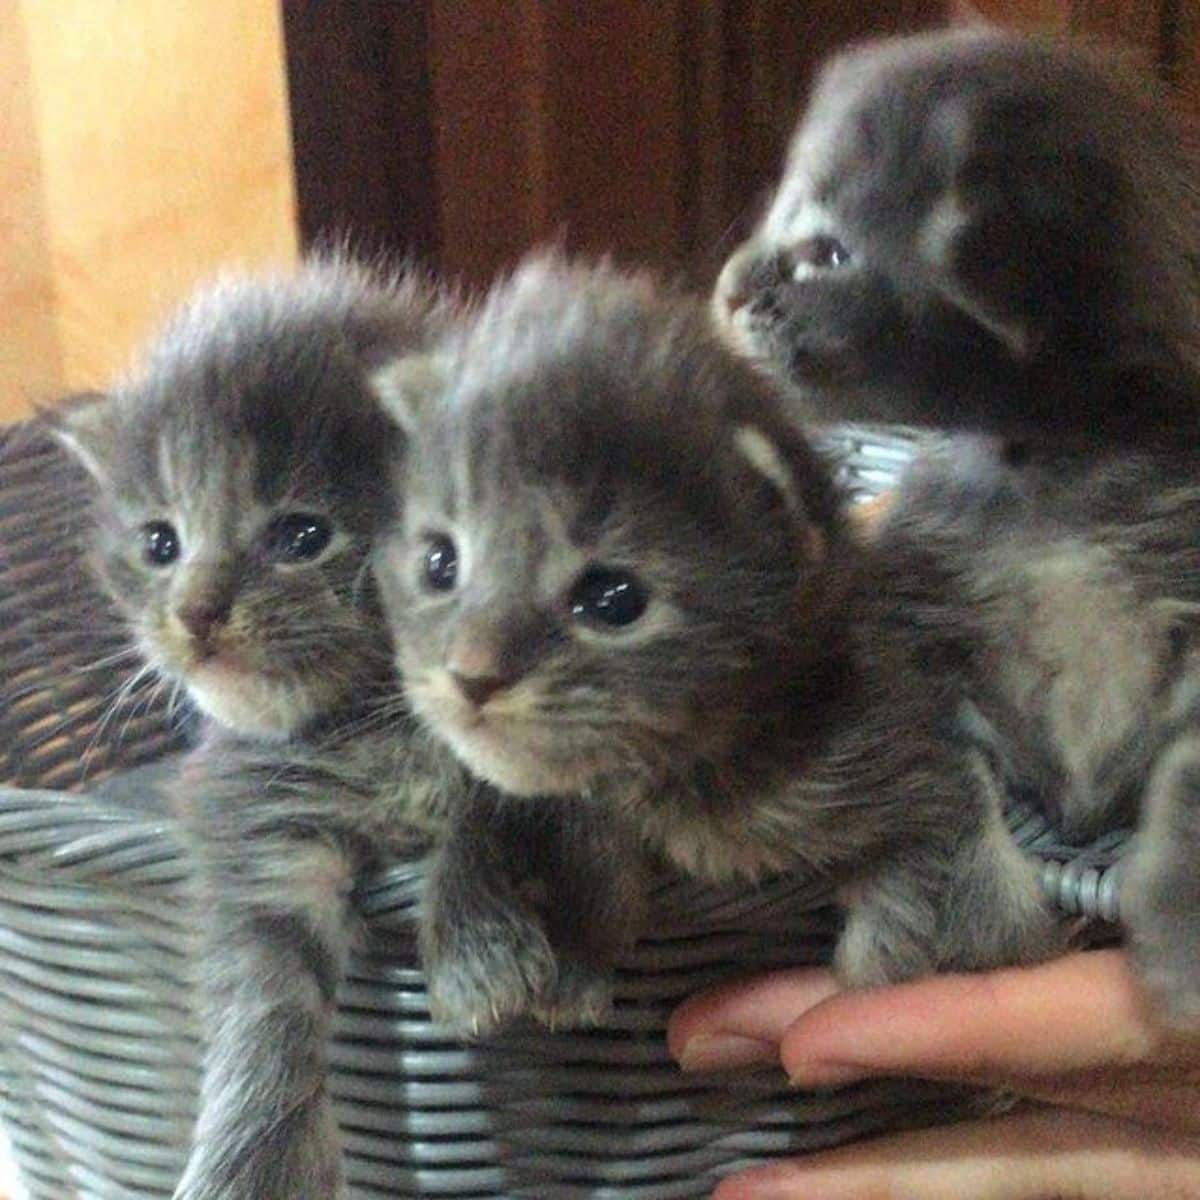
[971,534,1185,838]
[614,592,965,888]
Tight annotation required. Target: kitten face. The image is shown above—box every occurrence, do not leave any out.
[714,29,1196,412]
[375,257,841,797]
[52,262,442,738]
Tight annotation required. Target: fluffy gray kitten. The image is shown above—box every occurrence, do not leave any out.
[715,28,1200,447]
[49,260,464,1199]
[372,253,1062,1036]
[715,29,1200,1022]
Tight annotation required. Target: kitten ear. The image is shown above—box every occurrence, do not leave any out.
[921,192,1039,359]
[41,391,117,484]
[369,352,449,436]
[731,425,826,561]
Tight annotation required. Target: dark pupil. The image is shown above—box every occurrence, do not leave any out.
[142,521,180,567]
[270,514,332,562]
[425,536,458,591]
[793,235,850,270]
[570,568,648,628]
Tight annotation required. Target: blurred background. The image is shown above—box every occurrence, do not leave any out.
[2,0,1196,420]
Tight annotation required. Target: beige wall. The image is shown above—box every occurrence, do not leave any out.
[0,1,298,421]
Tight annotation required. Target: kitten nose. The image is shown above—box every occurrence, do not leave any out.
[446,615,536,708]
[717,257,753,316]
[450,672,510,708]
[178,598,231,642]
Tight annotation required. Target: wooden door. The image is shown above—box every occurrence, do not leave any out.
[283,1,941,289]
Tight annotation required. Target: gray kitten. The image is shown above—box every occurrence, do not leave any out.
[715,28,1200,446]
[715,30,1200,1022]
[372,254,1062,1036]
[48,260,464,1199]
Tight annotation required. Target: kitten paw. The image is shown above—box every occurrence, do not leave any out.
[1121,739,1200,1029]
[1123,891,1200,1029]
[421,911,559,1037]
[530,958,614,1031]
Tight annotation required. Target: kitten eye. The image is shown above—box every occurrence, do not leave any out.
[569,567,649,629]
[265,513,333,563]
[141,521,180,567]
[423,535,459,592]
[790,235,851,276]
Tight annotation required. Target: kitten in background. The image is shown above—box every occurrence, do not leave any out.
[714,29,1200,1023]
[372,253,1063,1036]
[714,27,1200,446]
[48,259,465,1199]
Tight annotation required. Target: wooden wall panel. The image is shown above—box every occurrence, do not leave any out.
[962,0,1070,27]
[1161,0,1200,116]
[1,1,297,420]
[427,0,547,284]
[539,2,692,270]
[0,1,62,411]
[1070,0,1166,62]
[283,0,439,266]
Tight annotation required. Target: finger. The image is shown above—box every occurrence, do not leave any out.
[668,968,841,1073]
[780,950,1161,1088]
[711,1108,1200,1200]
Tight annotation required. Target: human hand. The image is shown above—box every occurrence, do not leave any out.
[668,950,1200,1198]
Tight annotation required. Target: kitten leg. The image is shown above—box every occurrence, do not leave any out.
[836,757,1063,987]
[1121,732,1200,1026]
[174,836,357,1200]
[532,801,646,1030]
[420,792,642,1036]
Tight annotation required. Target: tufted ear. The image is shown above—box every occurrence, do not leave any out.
[41,391,118,485]
[369,352,450,437]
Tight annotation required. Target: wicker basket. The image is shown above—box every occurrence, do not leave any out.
[0,424,1126,1199]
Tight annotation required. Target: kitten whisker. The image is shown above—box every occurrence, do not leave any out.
[70,644,143,675]
[78,661,159,781]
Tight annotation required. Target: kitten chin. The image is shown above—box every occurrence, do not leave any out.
[184,665,329,740]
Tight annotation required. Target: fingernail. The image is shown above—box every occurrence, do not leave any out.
[677,1033,778,1073]
[788,1060,870,1088]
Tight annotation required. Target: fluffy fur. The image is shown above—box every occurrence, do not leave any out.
[374,254,1063,1035]
[715,28,1200,446]
[48,259,465,1199]
[715,29,1200,1024]
[47,258,444,737]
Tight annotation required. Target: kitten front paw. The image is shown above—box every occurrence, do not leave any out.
[530,958,614,1031]
[1123,870,1200,1028]
[1122,742,1200,1028]
[836,845,1065,987]
[421,907,559,1037]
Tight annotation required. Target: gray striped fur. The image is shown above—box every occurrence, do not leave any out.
[48,259,466,1199]
[375,255,1064,1037]
[716,29,1200,1023]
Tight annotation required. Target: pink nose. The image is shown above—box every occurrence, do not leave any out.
[718,264,752,316]
[178,599,230,642]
